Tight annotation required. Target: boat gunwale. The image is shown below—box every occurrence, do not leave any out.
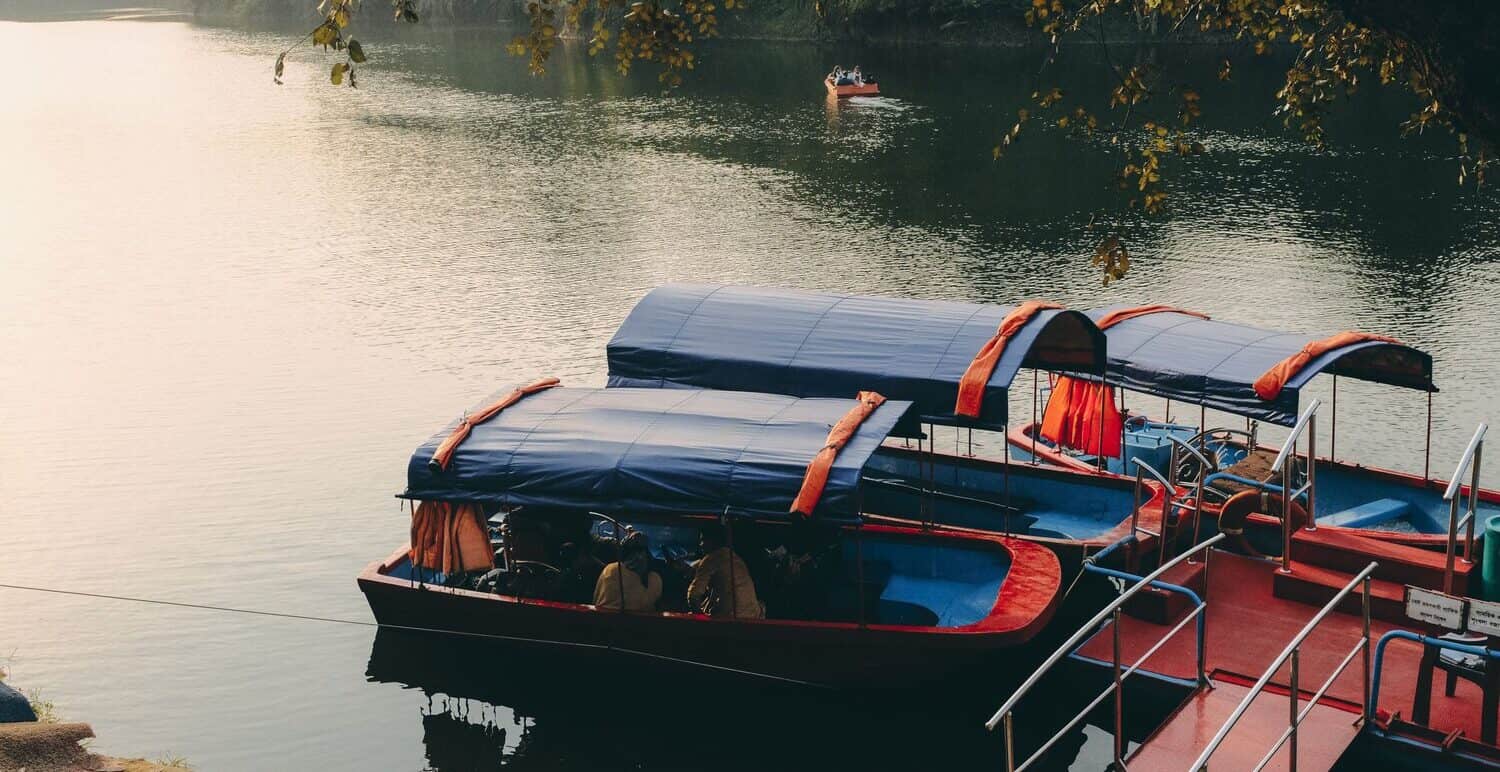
[359,521,1061,645]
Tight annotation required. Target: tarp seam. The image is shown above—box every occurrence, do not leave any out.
[927,304,991,380]
[605,388,705,504]
[492,388,601,506]
[722,398,804,517]
[658,284,728,357]
[778,294,853,388]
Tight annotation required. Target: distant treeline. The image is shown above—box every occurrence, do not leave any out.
[182,0,1174,44]
[182,0,1065,42]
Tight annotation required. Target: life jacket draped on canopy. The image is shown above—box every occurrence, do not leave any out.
[1253,331,1400,400]
[1038,305,1208,458]
[410,500,495,574]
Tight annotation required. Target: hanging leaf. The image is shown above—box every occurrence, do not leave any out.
[331,61,348,85]
[348,39,367,63]
[312,23,336,47]
[273,52,285,84]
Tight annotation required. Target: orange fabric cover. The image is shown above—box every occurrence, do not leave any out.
[1252,332,1399,400]
[790,391,887,517]
[954,301,1063,419]
[410,500,495,574]
[1040,376,1122,458]
[430,377,561,471]
[1094,304,1209,330]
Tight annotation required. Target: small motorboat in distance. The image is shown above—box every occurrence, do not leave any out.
[359,384,1064,688]
[825,65,879,97]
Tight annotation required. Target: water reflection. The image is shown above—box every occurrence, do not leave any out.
[366,628,1124,770]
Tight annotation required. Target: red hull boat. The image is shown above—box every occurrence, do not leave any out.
[360,521,1061,688]
[826,77,879,97]
[359,386,1065,688]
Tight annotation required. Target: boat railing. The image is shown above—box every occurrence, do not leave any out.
[1271,400,1320,573]
[1130,457,1175,543]
[1190,560,1376,772]
[985,533,1226,772]
[1443,423,1487,594]
[1168,437,1210,560]
[1369,630,1500,723]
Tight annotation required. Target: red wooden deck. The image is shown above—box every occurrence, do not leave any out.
[1077,551,1493,766]
[1127,679,1359,770]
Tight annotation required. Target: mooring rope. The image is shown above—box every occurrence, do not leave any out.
[0,582,826,688]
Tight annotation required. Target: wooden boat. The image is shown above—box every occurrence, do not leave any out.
[605,284,1179,569]
[1003,305,1498,555]
[359,386,1063,688]
[826,77,879,97]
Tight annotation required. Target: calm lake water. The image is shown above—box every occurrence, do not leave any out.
[1,9,1498,770]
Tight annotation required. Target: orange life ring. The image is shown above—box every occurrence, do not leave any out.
[1217,489,1308,536]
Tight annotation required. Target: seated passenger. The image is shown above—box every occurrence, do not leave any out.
[851,66,863,85]
[827,65,842,82]
[594,531,663,612]
[686,522,765,619]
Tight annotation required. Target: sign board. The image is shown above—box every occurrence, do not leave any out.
[1468,598,1500,637]
[1405,586,1467,629]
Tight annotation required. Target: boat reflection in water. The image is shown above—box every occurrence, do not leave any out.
[365,627,1137,771]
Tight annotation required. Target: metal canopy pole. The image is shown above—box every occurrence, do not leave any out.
[1096,377,1107,472]
[1031,370,1039,462]
[1331,375,1338,462]
[1003,423,1012,519]
[1424,391,1434,482]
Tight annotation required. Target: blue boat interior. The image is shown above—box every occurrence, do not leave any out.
[386,511,1013,629]
[1018,415,1494,542]
[862,446,1139,541]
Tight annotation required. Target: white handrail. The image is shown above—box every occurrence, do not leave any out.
[1190,561,1377,771]
[1443,423,1488,501]
[984,532,1227,731]
[1271,400,1321,475]
[1443,423,1487,594]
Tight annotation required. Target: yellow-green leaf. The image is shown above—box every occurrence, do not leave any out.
[331,61,348,85]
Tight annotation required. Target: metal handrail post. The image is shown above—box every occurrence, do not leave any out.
[1446,493,1462,595]
[1288,649,1300,772]
[1443,424,1487,594]
[1131,467,1144,540]
[1305,414,1316,527]
[1112,607,1125,769]
[1199,546,1212,687]
[1170,438,1212,563]
[1361,574,1372,724]
[1466,442,1482,562]
[1280,464,1293,573]
[1271,402,1320,573]
[1003,713,1015,772]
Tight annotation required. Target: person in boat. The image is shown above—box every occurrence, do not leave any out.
[558,540,603,604]
[594,530,663,612]
[686,522,764,619]
[851,65,863,86]
[827,65,843,83]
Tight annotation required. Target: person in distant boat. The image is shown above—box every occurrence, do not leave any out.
[686,522,765,619]
[827,65,843,83]
[594,530,663,612]
[851,65,863,85]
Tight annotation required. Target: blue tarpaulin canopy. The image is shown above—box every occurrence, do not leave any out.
[607,284,1106,429]
[403,386,916,522]
[1087,307,1436,426]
